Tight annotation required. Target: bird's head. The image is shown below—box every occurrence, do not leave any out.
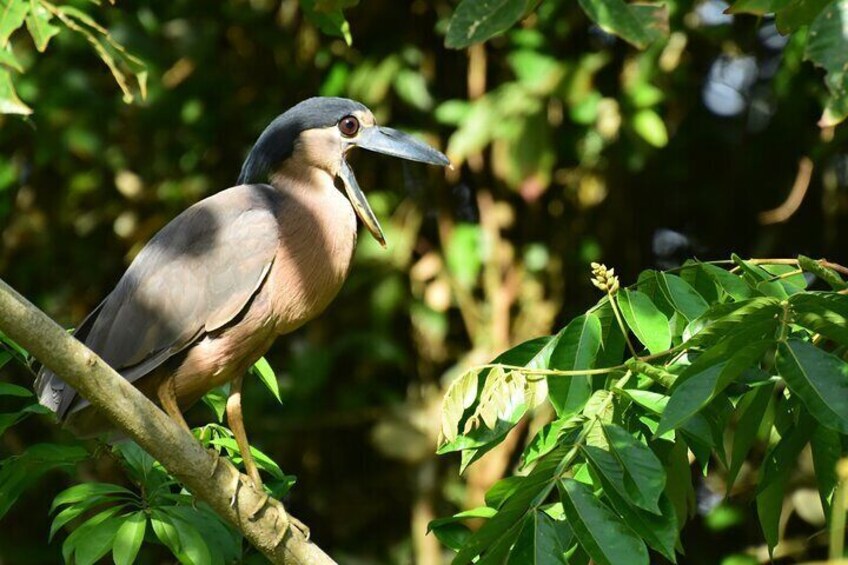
[238,97,450,246]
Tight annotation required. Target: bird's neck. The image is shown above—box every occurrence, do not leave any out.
[268,162,338,194]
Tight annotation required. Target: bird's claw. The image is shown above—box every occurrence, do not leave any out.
[229,473,242,508]
[290,516,310,541]
[247,489,271,520]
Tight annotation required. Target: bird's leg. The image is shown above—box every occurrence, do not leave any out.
[226,374,264,490]
[157,376,191,432]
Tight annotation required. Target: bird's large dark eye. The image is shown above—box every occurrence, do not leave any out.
[338,115,360,137]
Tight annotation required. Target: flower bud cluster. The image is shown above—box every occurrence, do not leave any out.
[590,262,620,293]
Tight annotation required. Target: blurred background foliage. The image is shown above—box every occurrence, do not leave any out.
[1,0,847,562]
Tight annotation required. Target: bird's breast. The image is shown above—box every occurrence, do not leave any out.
[266,178,358,334]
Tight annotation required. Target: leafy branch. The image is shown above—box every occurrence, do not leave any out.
[0,276,334,564]
[435,255,848,563]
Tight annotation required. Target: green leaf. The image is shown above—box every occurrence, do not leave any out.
[446,223,482,288]
[0,382,31,397]
[804,0,848,126]
[0,66,30,114]
[632,109,668,147]
[438,336,553,459]
[251,356,281,404]
[616,289,671,355]
[112,511,147,565]
[428,506,496,551]
[201,385,228,423]
[791,292,848,346]
[548,314,602,417]
[810,424,843,516]
[520,415,581,468]
[558,479,649,565]
[50,494,119,541]
[299,0,357,45]
[656,273,710,322]
[0,0,27,46]
[445,0,532,49]
[726,0,786,15]
[602,487,678,562]
[63,507,123,565]
[507,510,571,564]
[393,69,434,111]
[25,0,59,52]
[700,264,756,301]
[603,424,665,514]
[151,509,183,559]
[167,512,213,565]
[51,482,134,513]
[727,383,774,493]
[658,329,774,435]
[454,445,572,564]
[776,339,848,433]
[756,412,814,553]
[166,505,241,565]
[661,439,696,532]
[0,444,88,519]
[797,255,847,290]
[576,0,668,49]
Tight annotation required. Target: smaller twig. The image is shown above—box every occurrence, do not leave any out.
[759,157,813,225]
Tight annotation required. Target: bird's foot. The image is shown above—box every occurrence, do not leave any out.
[290,515,311,541]
[247,489,271,521]
[271,509,311,548]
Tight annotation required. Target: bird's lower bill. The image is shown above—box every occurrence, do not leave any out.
[338,159,386,247]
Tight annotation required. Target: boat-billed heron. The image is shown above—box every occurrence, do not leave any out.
[35,97,449,490]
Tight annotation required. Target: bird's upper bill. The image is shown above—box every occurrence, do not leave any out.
[338,123,450,247]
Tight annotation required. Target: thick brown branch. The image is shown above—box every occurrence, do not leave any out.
[0,278,334,565]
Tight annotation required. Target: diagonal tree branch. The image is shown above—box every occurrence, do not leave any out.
[0,277,335,565]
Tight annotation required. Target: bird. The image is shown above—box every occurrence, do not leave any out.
[35,97,450,490]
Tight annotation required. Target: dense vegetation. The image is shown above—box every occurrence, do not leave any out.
[1,0,847,563]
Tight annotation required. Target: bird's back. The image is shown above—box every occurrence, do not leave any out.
[35,184,284,420]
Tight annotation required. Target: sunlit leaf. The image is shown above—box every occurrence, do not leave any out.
[603,424,665,514]
[251,356,281,404]
[791,292,848,346]
[804,0,848,126]
[616,288,670,355]
[775,339,848,433]
[300,0,357,45]
[0,0,27,46]
[0,66,30,114]
[62,507,122,565]
[454,445,571,564]
[558,478,649,565]
[658,324,775,435]
[441,369,479,443]
[25,0,59,52]
[655,272,709,322]
[576,0,668,49]
[548,313,602,417]
[632,109,668,147]
[112,511,147,565]
[445,0,535,49]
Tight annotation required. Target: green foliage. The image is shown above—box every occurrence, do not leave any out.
[52,442,241,565]
[0,0,145,115]
[435,256,848,562]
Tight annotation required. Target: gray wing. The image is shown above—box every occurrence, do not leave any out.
[35,184,282,419]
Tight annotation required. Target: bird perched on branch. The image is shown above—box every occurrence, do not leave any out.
[36,97,449,490]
